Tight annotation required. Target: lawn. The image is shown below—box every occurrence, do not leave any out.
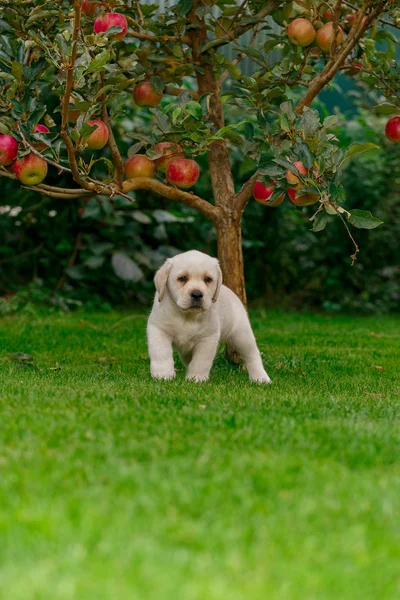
[0,309,399,600]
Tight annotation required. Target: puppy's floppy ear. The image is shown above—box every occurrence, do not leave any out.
[154,259,172,302]
[212,262,223,303]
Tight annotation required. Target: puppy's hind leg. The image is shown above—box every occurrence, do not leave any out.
[186,337,219,383]
[228,321,271,384]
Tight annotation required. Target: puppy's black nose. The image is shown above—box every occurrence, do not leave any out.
[190,290,203,300]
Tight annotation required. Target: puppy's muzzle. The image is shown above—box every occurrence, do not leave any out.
[190,289,203,308]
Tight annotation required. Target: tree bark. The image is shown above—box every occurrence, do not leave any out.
[215,213,247,307]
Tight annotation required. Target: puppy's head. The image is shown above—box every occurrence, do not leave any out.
[154,250,222,312]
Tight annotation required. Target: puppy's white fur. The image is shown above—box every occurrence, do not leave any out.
[147,250,271,384]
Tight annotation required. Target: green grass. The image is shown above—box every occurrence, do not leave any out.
[0,309,400,600]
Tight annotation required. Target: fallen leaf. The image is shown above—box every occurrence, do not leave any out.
[370,332,382,338]
[97,356,117,364]
[364,392,384,398]
[375,365,384,372]
[10,352,34,362]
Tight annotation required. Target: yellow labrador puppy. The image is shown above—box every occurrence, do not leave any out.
[147,250,271,384]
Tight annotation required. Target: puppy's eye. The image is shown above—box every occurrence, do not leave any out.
[204,276,213,284]
[178,275,188,283]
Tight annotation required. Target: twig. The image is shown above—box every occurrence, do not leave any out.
[331,204,359,265]
[100,74,124,186]
[165,85,199,100]
[330,0,342,59]
[136,0,144,27]
[17,123,73,174]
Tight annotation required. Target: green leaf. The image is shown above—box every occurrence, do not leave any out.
[258,164,284,178]
[177,0,193,16]
[293,141,314,170]
[185,101,202,120]
[375,103,398,116]
[280,113,290,133]
[340,143,379,166]
[128,142,144,157]
[199,38,229,53]
[296,186,319,197]
[85,256,105,269]
[323,115,338,129]
[280,100,295,122]
[311,211,328,232]
[348,210,383,230]
[86,50,111,73]
[301,108,320,138]
[149,75,165,94]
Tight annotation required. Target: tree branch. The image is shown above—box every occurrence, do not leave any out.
[295,1,388,113]
[0,166,92,199]
[165,85,199,100]
[122,177,218,222]
[234,170,259,216]
[100,73,124,187]
[60,0,96,192]
[330,0,342,59]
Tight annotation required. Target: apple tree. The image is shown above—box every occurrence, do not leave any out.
[0,0,399,306]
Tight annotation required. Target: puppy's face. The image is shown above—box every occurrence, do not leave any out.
[155,251,222,312]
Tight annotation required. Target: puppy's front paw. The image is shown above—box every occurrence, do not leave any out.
[151,367,176,380]
[250,370,272,384]
[186,373,209,383]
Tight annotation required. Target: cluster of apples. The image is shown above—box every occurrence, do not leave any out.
[124,142,200,189]
[0,126,49,186]
[287,16,343,51]
[253,161,319,208]
[286,4,369,53]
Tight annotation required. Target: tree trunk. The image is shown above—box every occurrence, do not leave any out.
[215,212,247,364]
[215,214,247,307]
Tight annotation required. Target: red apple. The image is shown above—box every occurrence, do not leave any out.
[344,12,367,30]
[287,18,316,47]
[133,82,163,107]
[153,142,184,172]
[84,120,109,150]
[385,116,400,143]
[166,158,200,189]
[124,154,155,179]
[82,0,103,17]
[286,161,308,186]
[253,181,284,207]
[346,61,363,76]
[288,187,320,206]
[322,10,333,22]
[316,22,343,52]
[0,134,19,166]
[94,12,128,41]
[13,153,48,186]
[33,124,50,151]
